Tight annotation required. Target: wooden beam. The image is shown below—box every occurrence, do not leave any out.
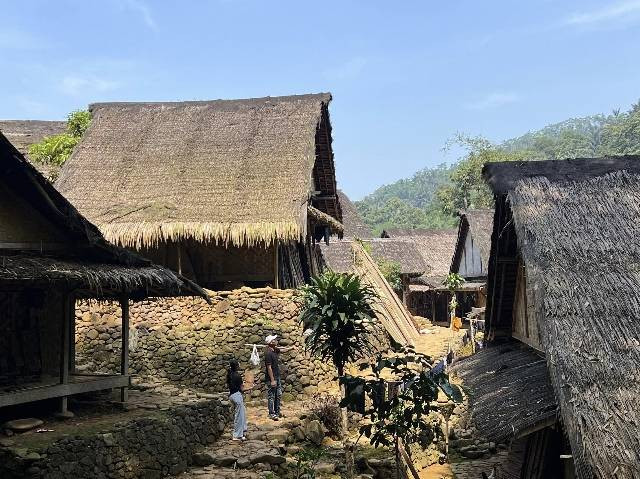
[0,242,68,251]
[120,296,130,403]
[68,296,76,374]
[0,375,130,408]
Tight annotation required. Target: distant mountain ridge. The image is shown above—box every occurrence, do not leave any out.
[356,99,640,233]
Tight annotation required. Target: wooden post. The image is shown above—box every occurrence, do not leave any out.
[69,297,76,374]
[273,243,280,289]
[120,296,130,403]
[59,294,72,414]
[177,244,182,275]
[431,293,436,322]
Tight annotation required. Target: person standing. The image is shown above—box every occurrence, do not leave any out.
[264,334,294,421]
[227,359,251,441]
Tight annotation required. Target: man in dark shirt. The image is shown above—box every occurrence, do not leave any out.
[264,334,293,420]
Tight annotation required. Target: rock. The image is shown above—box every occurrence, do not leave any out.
[303,419,325,446]
[213,455,238,467]
[86,329,99,340]
[315,462,336,474]
[3,418,44,433]
[249,452,285,465]
[236,457,252,469]
[460,446,483,459]
[0,438,15,447]
[265,429,289,444]
[192,452,215,466]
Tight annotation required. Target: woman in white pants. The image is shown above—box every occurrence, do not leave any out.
[227,360,250,441]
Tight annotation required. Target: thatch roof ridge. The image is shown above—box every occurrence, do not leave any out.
[483,155,640,195]
[88,92,332,111]
[58,92,340,248]
[0,132,207,300]
[484,157,640,478]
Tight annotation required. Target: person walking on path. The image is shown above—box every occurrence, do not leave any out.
[227,359,251,441]
[264,334,294,421]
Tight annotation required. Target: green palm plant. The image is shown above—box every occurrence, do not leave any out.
[299,271,379,377]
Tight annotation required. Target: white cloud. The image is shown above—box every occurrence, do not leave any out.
[323,57,367,81]
[61,75,121,96]
[465,92,519,110]
[565,0,640,26]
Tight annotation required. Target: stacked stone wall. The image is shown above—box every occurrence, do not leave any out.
[0,398,231,479]
[75,287,336,397]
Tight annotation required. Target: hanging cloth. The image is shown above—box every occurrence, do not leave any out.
[249,345,260,367]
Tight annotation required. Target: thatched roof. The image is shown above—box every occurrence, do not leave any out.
[320,239,426,276]
[483,157,640,479]
[56,94,342,248]
[381,228,459,286]
[452,341,557,444]
[337,190,373,238]
[0,120,66,177]
[0,132,207,301]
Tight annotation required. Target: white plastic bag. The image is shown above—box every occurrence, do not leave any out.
[249,345,260,367]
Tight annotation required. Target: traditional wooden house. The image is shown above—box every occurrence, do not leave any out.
[0,132,206,413]
[56,94,343,290]
[381,228,460,322]
[455,157,640,479]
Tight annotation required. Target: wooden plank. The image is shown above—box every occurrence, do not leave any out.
[0,242,68,251]
[273,243,280,289]
[0,375,130,408]
[120,296,129,402]
[60,295,71,385]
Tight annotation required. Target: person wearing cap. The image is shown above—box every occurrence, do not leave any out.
[264,334,293,420]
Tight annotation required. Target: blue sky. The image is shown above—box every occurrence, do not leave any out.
[1,1,639,199]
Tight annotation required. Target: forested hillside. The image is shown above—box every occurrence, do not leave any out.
[356,99,640,233]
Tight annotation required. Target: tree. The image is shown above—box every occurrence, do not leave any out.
[340,343,462,478]
[436,134,535,215]
[600,106,640,155]
[28,110,91,180]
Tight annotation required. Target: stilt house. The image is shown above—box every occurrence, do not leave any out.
[454,157,640,479]
[56,94,343,290]
[0,132,206,411]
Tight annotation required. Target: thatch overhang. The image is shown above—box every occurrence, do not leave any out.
[451,209,493,277]
[56,94,343,249]
[0,132,207,302]
[451,342,557,444]
[483,156,640,479]
[381,228,459,286]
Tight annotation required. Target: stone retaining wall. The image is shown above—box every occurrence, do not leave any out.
[0,398,231,479]
[75,287,337,398]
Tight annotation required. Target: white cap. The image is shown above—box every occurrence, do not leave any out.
[265,334,278,344]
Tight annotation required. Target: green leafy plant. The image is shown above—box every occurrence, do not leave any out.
[293,446,326,479]
[28,110,91,180]
[340,342,462,477]
[299,271,379,378]
[376,258,403,293]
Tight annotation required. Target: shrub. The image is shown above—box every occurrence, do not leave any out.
[306,393,343,438]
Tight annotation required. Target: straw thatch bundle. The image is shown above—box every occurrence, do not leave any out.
[56,94,342,249]
[484,157,640,479]
[382,228,459,286]
[0,132,206,301]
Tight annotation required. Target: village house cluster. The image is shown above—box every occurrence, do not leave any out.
[0,93,638,478]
